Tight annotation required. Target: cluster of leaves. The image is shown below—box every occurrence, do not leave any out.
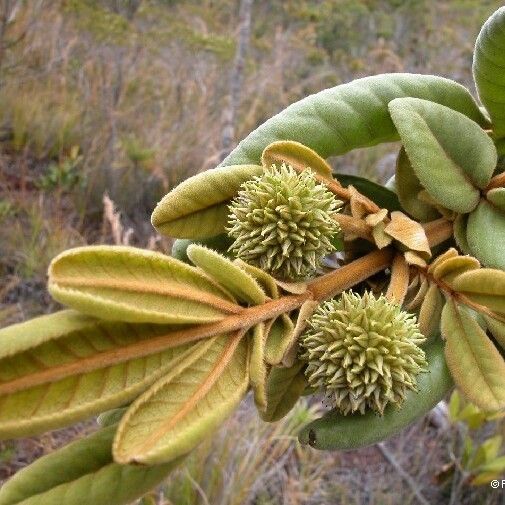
[1,6,505,505]
[438,390,505,487]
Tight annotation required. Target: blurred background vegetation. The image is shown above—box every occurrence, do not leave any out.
[1,1,505,503]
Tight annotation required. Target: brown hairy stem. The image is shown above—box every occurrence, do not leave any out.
[386,253,410,305]
[309,248,395,301]
[423,218,453,247]
[0,249,396,395]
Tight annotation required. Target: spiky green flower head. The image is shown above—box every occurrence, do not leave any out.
[300,291,428,415]
[227,164,342,280]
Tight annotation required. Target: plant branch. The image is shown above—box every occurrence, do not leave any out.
[309,248,395,301]
[423,218,453,247]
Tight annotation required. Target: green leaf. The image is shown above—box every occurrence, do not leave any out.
[171,234,234,264]
[453,214,472,255]
[467,200,505,270]
[234,259,280,299]
[450,268,505,314]
[264,314,295,366]
[97,408,128,428]
[220,74,487,167]
[441,300,505,411]
[484,315,505,351]
[259,362,307,422]
[151,164,263,239]
[418,283,444,341]
[333,173,402,211]
[487,188,505,211]
[249,323,267,411]
[0,425,183,505]
[298,339,453,450]
[448,390,461,421]
[261,140,333,178]
[473,7,505,138]
[186,245,266,305]
[469,435,502,470]
[48,246,240,324]
[0,311,213,439]
[113,332,249,465]
[431,255,480,284]
[395,147,440,221]
[388,98,497,213]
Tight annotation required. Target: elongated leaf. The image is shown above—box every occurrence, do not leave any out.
[186,245,266,305]
[389,98,496,213]
[450,268,505,314]
[249,323,267,410]
[49,246,240,324]
[395,147,440,221]
[383,210,431,257]
[418,283,444,340]
[484,315,505,351]
[152,164,263,239]
[113,332,249,464]
[441,300,505,411]
[453,214,472,255]
[333,173,402,211]
[261,140,333,178]
[473,7,505,138]
[0,425,183,505]
[234,259,280,299]
[171,234,233,264]
[220,74,487,167]
[299,339,452,450]
[487,188,505,211]
[467,200,505,270]
[259,362,307,423]
[431,256,480,283]
[0,312,214,439]
[264,314,295,366]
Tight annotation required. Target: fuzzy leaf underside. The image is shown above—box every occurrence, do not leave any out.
[220,74,487,168]
[0,425,183,505]
[261,140,333,178]
[395,147,440,221]
[485,316,505,351]
[151,164,263,239]
[467,200,505,270]
[0,311,213,439]
[264,314,295,366]
[388,98,496,214]
[249,323,267,410]
[441,300,505,411]
[450,268,505,314]
[186,244,266,305]
[473,6,505,138]
[299,339,452,450]
[113,332,249,465]
[259,362,307,422]
[48,246,239,324]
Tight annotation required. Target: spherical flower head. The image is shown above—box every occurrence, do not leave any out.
[227,164,342,280]
[300,291,428,415]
